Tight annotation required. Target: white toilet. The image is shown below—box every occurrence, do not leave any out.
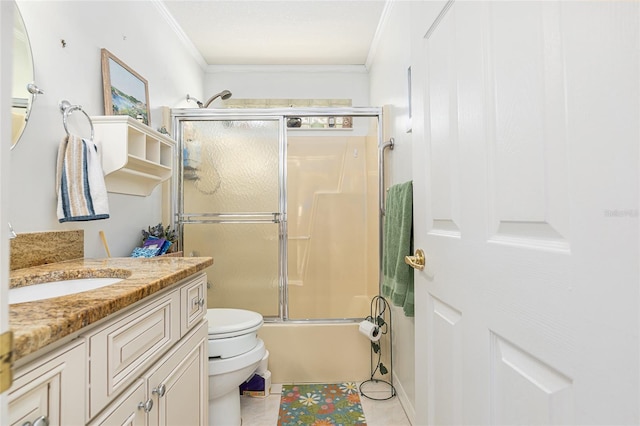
[207,308,266,426]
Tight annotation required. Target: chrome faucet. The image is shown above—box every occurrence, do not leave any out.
[8,222,16,239]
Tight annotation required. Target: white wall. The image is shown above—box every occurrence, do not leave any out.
[367,2,416,423]
[203,65,370,107]
[9,1,203,257]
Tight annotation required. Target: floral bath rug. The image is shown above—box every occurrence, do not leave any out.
[277,382,367,426]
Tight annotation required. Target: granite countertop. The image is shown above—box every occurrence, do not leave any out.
[9,256,213,361]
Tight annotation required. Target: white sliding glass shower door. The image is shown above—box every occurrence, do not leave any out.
[175,107,383,322]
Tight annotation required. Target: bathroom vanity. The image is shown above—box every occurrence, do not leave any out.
[7,256,213,426]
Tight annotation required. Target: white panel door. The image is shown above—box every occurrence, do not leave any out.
[412,1,639,424]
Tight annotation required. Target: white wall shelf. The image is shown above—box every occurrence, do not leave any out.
[92,115,175,196]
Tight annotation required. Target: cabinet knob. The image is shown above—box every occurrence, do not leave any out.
[138,399,153,413]
[198,298,205,307]
[153,383,166,397]
[33,417,48,426]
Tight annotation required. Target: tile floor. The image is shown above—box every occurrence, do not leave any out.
[240,382,412,425]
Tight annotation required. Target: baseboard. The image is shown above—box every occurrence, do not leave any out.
[393,373,416,425]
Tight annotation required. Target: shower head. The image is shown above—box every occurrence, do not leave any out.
[203,90,232,108]
[186,94,203,108]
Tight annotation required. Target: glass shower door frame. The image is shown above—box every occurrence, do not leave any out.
[172,107,383,322]
[173,113,288,320]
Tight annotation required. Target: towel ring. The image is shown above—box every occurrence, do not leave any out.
[59,100,94,141]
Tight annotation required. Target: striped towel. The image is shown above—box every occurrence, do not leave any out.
[56,134,110,222]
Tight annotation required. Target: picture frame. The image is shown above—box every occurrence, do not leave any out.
[101,48,150,126]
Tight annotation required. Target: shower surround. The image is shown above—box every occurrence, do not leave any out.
[174,108,383,382]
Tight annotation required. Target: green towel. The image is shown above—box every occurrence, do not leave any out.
[381,181,414,317]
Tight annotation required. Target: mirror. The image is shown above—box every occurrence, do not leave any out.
[11,3,36,150]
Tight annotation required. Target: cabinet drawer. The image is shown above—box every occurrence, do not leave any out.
[181,273,207,336]
[87,290,180,418]
[9,340,85,426]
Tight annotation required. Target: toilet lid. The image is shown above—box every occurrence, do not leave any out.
[207,308,264,339]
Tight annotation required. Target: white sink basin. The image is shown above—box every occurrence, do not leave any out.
[9,277,124,304]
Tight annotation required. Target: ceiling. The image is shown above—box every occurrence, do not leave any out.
[160,0,388,67]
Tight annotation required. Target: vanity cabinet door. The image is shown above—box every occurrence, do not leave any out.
[180,273,207,337]
[147,320,208,426]
[88,379,147,426]
[9,380,49,426]
[9,340,85,426]
[87,290,180,418]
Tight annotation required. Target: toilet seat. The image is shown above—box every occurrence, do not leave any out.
[207,308,264,358]
[207,308,264,339]
[208,338,266,376]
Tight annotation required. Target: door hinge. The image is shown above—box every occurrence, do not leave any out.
[0,330,13,393]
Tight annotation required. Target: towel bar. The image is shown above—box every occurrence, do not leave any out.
[59,99,95,141]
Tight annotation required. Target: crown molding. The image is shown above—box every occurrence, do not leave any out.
[151,0,208,71]
[365,0,395,71]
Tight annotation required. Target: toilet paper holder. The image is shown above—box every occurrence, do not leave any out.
[358,319,381,342]
[359,295,397,401]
